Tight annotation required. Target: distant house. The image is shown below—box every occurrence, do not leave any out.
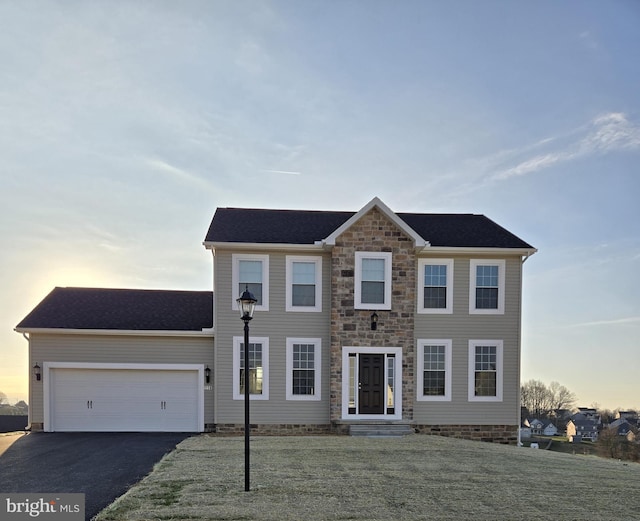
[567,417,599,442]
[616,411,639,428]
[529,419,544,435]
[576,407,599,420]
[608,419,636,442]
[543,423,558,436]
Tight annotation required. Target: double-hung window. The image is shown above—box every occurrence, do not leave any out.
[469,259,505,314]
[232,254,269,311]
[468,340,503,402]
[286,256,322,312]
[417,340,452,401]
[233,336,269,400]
[354,251,392,310]
[418,259,453,313]
[286,338,321,400]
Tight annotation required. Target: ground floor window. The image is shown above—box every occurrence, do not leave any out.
[417,339,452,401]
[286,338,321,400]
[233,336,269,400]
[468,340,503,402]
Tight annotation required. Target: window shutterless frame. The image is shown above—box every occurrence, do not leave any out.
[417,259,454,314]
[468,340,503,402]
[232,254,269,312]
[285,256,322,312]
[232,336,269,400]
[417,339,452,401]
[285,338,322,401]
[354,251,392,310]
[469,259,505,314]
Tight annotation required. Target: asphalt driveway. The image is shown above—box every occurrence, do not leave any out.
[0,432,192,520]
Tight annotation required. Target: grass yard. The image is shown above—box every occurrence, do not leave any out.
[95,434,640,521]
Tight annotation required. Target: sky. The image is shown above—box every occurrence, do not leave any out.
[0,0,638,412]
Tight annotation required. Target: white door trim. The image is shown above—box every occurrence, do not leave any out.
[43,362,205,432]
[341,346,402,420]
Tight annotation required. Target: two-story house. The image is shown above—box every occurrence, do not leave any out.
[16,197,536,442]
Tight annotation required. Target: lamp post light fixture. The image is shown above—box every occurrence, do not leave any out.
[33,363,41,381]
[236,285,257,492]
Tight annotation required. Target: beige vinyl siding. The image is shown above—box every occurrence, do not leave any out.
[214,249,331,424]
[29,334,214,426]
[414,255,523,425]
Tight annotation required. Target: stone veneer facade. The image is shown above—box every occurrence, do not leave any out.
[330,207,417,422]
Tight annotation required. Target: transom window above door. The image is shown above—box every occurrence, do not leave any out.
[354,252,392,310]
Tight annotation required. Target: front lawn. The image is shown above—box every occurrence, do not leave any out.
[95,434,640,521]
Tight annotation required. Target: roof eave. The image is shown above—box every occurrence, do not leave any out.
[203,241,325,252]
[15,327,215,338]
[418,246,538,257]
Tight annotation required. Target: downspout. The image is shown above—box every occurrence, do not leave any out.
[519,248,537,446]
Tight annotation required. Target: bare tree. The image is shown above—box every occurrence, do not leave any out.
[521,379,553,418]
[548,381,577,411]
[0,391,7,405]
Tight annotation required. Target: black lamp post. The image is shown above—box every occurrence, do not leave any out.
[236,285,257,492]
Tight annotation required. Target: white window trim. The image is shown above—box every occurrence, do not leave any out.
[354,251,392,310]
[468,259,505,315]
[417,339,452,401]
[285,256,322,312]
[417,259,454,314]
[232,336,269,400]
[285,338,322,401]
[232,254,269,312]
[468,340,503,402]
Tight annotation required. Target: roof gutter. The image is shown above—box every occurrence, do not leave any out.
[14,327,214,338]
[418,246,538,257]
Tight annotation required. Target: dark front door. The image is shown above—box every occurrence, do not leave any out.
[358,354,385,414]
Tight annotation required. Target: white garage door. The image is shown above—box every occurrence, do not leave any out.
[48,366,201,432]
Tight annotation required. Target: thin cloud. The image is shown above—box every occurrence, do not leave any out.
[569,316,640,328]
[262,169,302,175]
[492,112,640,181]
[142,156,217,192]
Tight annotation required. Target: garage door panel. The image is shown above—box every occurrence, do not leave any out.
[49,367,201,432]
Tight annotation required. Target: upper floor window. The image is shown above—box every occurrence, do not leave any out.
[232,254,269,311]
[286,338,321,400]
[418,259,453,314]
[286,256,322,312]
[233,336,269,400]
[468,340,503,402]
[354,251,392,310]
[417,339,452,401]
[469,259,505,314]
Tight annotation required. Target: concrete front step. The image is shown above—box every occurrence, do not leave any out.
[349,423,415,437]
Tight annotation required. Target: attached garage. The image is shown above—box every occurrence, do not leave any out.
[16,288,215,433]
[45,363,204,432]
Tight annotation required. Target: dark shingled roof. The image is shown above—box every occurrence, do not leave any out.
[16,287,213,331]
[204,207,534,249]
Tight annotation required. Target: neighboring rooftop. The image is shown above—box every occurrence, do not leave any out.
[16,287,213,331]
[205,206,534,249]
